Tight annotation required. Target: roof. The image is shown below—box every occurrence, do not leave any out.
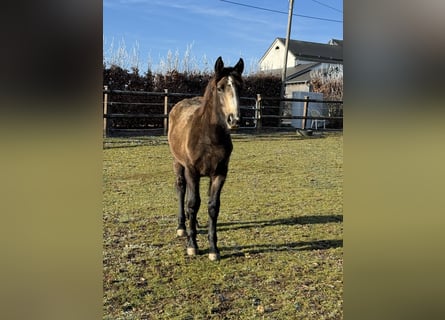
[263,62,320,82]
[286,64,317,83]
[260,38,343,64]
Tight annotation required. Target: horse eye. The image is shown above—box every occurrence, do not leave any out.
[217,85,224,92]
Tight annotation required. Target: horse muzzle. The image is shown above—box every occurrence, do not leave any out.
[227,114,240,129]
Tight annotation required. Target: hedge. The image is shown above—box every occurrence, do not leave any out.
[103,65,282,129]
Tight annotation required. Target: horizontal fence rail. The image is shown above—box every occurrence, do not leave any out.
[103,86,343,136]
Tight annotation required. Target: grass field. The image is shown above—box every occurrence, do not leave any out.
[103,133,343,319]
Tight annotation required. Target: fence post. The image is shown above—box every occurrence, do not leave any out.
[103,85,109,136]
[302,95,309,130]
[164,89,169,136]
[255,94,262,133]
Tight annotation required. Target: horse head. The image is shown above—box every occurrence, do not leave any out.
[214,56,244,129]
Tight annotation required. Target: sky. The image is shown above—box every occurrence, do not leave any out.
[103,0,343,74]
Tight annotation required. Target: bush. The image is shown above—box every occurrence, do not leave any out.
[310,65,343,129]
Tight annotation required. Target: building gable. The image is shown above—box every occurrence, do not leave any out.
[259,38,296,70]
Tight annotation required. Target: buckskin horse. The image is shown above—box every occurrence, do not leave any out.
[168,56,244,261]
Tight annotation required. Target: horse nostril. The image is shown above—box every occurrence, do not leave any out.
[227,114,239,127]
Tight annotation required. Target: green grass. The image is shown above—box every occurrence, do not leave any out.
[103,133,343,319]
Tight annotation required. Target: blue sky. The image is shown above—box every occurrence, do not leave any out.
[103,0,343,73]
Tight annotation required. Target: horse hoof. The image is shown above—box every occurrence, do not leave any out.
[209,253,220,261]
[187,247,197,256]
[176,229,186,237]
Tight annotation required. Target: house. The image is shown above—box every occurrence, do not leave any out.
[259,38,343,95]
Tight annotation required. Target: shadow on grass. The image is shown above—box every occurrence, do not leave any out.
[217,239,343,259]
[217,214,342,232]
[197,214,343,259]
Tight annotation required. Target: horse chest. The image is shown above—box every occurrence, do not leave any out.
[190,142,232,176]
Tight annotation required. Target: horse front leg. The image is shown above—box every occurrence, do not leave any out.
[173,161,186,237]
[185,168,201,256]
[208,174,226,261]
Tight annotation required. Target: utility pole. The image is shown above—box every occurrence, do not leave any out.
[280,0,294,119]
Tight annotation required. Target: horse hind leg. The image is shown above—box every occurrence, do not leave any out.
[173,161,187,237]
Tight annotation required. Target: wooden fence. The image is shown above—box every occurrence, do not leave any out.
[103,86,343,137]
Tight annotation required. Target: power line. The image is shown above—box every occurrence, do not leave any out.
[310,0,343,14]
[219,0,342,23]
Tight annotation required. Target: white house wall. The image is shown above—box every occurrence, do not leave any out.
[260,47,339,72]
[285,83,310,97]
[260,39,296,71]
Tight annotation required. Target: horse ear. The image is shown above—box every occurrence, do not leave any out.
[234,58,244,74]
[214,56,224,74]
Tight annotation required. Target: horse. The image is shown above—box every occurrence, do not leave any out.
[168,56,244,261]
